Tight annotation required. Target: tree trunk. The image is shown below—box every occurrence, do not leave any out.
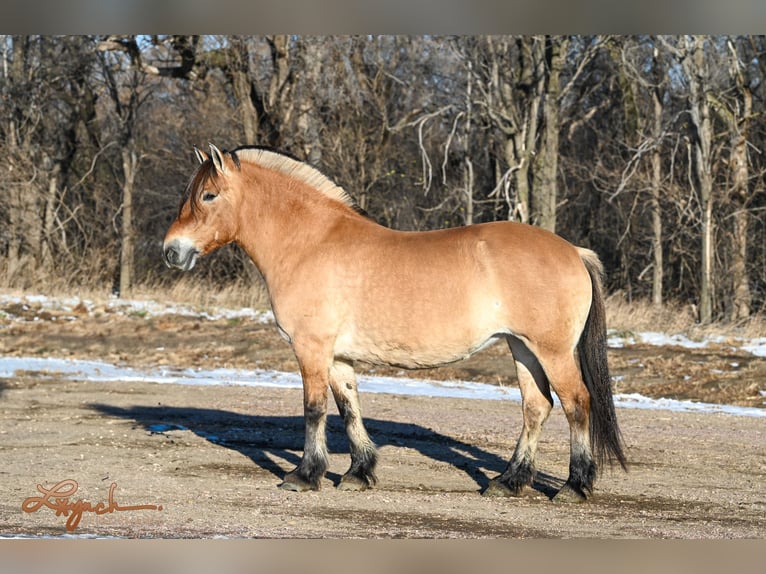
[531,36,567,232]
[650,67,664,309]
[464,158,474,225]
[119,146,137,297]
[265,35,293,148]
[505,136,530,222]
[683,35,715,324]
[729,120,751,320]
[728,42,752,321]
[699,178,714,324]
[40,161,62,271]
[295,40,323,164]
[5,36,40,282]
[464,58,474,226]
[230,37,258,144]
[731,208,750,320]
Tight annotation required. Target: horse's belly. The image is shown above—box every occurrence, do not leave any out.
[335,330,506,369]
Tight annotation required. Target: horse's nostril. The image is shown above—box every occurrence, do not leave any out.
[163,245,179,267]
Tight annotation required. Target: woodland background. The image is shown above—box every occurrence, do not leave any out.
[1,35,765,324]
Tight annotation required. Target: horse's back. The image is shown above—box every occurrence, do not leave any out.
[351,220,591,314]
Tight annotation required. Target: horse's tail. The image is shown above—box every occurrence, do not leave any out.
[576,248,627,471]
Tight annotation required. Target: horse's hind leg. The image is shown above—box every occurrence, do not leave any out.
[329,360,378,490]
[542,351,597,503]
[484,337,553,497]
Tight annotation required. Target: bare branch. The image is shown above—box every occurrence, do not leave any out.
[442,111,464,185]
[71,141,117,190]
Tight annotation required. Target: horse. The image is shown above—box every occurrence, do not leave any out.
[163,144,627,502]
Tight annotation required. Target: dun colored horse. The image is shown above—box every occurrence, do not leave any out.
[163,144,627,502]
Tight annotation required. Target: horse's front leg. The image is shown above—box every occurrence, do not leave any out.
[329,360,377,490]
[279,351,330,492]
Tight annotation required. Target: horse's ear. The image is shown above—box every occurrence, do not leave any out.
[208,143,227,174]
[193,146,208,164]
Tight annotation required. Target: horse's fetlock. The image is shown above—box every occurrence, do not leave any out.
[568,456,597,495]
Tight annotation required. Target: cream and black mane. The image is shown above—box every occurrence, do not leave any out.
[181,145,366,217]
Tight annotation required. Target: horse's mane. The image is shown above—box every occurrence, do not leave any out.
[233,146,365,215]
[181,145,366,217]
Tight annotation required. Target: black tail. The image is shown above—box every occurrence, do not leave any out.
[577,250,628,471]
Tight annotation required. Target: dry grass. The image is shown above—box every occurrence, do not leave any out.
[605,293,766,339]
[0,275,271,313]
[135,275,270,310]
[605,294,697,334]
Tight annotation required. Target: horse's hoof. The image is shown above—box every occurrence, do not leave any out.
[552,483,587,503]
[337,474,372,491]
[279,472,318,492]
[482,479,522,498]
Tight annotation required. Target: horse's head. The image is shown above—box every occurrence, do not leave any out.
[163,144,241,271]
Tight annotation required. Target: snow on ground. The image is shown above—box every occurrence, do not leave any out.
[0,356,763,418]
[0,293,274,323]
[608,330,766,358]
[2,293,765,417]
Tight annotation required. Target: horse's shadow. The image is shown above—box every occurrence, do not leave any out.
[89,403,563,497]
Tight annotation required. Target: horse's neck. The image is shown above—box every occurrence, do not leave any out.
[236,176,355,283]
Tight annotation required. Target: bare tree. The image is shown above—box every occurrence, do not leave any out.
[319,36,431,224]
[469,36,603,231]
[293,38,324,164]
[676,35,716,323]
[97,36,154,297]
[614,36,671,308]
[0,36,97,284]
[648,44,667,309]
[709,36,755,320]
[2,36,40,282]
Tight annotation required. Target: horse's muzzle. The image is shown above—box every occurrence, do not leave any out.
[163,239,199,271]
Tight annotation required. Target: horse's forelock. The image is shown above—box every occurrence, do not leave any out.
[179,160,217,217]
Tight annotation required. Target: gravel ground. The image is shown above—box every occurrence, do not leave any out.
[1,298,764,538]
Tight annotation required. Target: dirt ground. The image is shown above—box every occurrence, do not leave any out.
[1,299,764,538]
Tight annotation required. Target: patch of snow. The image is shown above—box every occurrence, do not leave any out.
[613,393,765,417]
[0,293,273,324]
[608,329,766,358]
[739,338,766,358]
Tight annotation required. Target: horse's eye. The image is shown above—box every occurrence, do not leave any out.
[202,192,217,202]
